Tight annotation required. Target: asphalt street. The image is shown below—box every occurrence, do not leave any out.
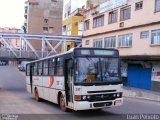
[0,66,160,120]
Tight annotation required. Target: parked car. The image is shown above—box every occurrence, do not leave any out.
[18,61,29,71]
[0,61,8,66]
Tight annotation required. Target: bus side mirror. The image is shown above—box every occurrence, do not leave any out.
[68,60,74,69]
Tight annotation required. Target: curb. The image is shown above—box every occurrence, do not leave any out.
[122,87,160,102]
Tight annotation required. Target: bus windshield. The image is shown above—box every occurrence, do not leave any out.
[75,57,121,85]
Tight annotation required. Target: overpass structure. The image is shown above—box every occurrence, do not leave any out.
[0,32,82,60]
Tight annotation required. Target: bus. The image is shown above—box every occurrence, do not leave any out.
[26,48,123,111]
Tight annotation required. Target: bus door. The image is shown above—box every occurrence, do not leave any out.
[30,65,33,94]
[65,59,74,108]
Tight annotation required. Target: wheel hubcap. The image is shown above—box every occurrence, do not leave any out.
[60,95,65,110]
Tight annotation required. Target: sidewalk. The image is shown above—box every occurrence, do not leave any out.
[122,86,160,102]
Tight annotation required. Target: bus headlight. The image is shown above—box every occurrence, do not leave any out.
[117,93,120,97]
[80,95,91,101]
[113,94,117,97]
[82,96,87,100]
[87,96,91,100]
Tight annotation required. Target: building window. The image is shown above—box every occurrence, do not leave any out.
[118,34,132,47]
[78,22,84,31]
[104,36,116,48]
[25,6,28,14]
[49,27,54,34]
[155,0,160,12]
[93,15,104,28]
[67,24,72,31]
[68,6,71,16]
[43,27,48,33]
[120,6,131,21]
[93,38,103,48]
[140,31,149,39]
[108,10,118,24]
[44,19,49,24]
[151,30,160,45]
[135,1,143,10]
[84,20,90,30]
[85,40,90,45]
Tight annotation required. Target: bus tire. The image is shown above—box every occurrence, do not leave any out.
[35,88,41,102]
[59,94,67,112]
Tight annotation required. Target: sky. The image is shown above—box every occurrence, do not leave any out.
[0,0,25,29]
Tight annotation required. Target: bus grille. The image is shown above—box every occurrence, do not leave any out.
[89,94,114,102]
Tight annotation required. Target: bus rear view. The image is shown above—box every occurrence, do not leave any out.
[72,48,123,110]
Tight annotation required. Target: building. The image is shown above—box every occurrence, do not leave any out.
[24,0,63,51]
[62,0,86,51]
[63,0,108,51]
[82,0,160,92]
[0,27,21,49]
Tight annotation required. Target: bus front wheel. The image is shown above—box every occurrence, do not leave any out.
[59,94,67,112]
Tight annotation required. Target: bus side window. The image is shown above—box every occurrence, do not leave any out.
[32,63,34,76]
[43,60,49,76]
[49,58,54,75]
[55,57,64,76]
[34,63,38,76]
[38,61,43,75]
[26,64,30,76]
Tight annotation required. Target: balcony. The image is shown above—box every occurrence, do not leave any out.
[70,8,85,17]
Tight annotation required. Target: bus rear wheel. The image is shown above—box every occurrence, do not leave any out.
[35,88,41,102]
[59,94,67,112]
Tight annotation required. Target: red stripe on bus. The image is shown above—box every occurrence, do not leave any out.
[49,76,54,88]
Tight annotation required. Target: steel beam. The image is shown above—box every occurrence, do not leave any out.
[0,36,18,58]
[0,32,82,59]
[22,37,40,58]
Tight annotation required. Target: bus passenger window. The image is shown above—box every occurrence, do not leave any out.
[43,60,49,76]
[55,57,64,76]
[34,63,38,76]
[49,58,55,75]
[26,64,30,76]
[38,61,43,75]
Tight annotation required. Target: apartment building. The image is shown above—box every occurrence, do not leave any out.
[24,0,63,51]
[0,27,21,49]
[63,0,108,51]
[82,0,160,92]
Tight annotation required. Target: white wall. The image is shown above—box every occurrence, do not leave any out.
[63,0,87,20]
[63,0,70,20]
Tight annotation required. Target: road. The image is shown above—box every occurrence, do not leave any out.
[0,66,160,120]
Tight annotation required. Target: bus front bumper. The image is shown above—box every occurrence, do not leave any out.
[73,98,123,110]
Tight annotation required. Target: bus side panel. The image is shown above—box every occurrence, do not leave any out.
[49,89,58,104]
[54,76,65,91]
[49,76,65,103]
[32,76,43,98]
[42,76,50,101]
[26,76,31,93]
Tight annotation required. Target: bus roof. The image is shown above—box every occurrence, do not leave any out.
[27,48,75,64]
[27,48,119,64]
